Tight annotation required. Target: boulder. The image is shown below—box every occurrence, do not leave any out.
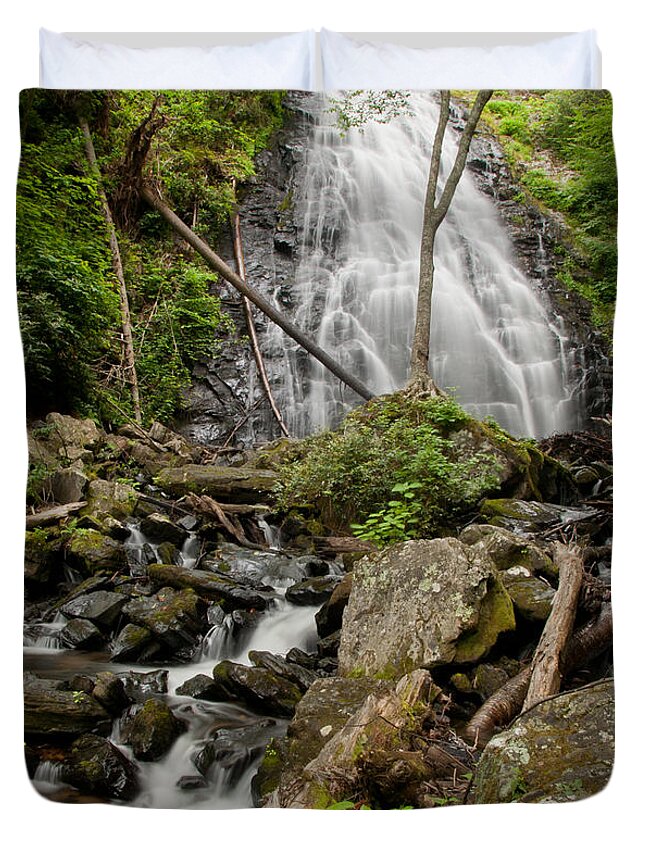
[110,623,161,663]
[472,679,614,803]
[338,539,515,679]
[253,675,382,806]
[478,499,598,536]
[92,671,131,715]
[24,530,62,587]
[119,669,169,702]
[24,674,111,738]
[211,660,303,717]
[59,618,105,650]
[147,562,270,611]
[139,512,188,546]
[500,567,555,622]
[62,734,139,801]
[46,468,89,504]
[122,587,206,653]
[459,524,557,579]
[247,650,317,692]
[81,478,138,520]
[154,464,277,502]
[64,530,128,577]
[285,575,340,606]
[122,698,184,761]
[59,590,128,630]
[176,674,224,701]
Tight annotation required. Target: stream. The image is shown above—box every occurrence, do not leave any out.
[24,522,326,809]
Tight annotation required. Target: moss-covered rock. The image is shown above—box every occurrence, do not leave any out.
[24,673,111,739]
[123,698,184,761]
[64,530,128,577]
[500,567,555,622]
[81,478,138,521]
[471,679,614,803]
[154,464,277,501]
[62,734,139,801]
[121,587,206,653]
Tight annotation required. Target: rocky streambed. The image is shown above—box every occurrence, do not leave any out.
[23,411,614,808]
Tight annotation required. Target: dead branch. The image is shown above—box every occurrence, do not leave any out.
[26,502,88,530]
[522,541,584,711]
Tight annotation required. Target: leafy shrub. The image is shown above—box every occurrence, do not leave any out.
[274,393,502,536]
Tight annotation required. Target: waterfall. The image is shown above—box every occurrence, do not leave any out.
[268,93,583,439]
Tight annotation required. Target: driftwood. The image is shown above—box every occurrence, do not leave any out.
[141,185,375,403]
[184,493,266,550]
[522,542,584,711]
[26,502,88,530]
[137,493,269,517]
[231,203,290,438]
[464,603,613,747]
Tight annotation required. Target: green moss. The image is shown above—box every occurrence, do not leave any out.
[453,575,516,663]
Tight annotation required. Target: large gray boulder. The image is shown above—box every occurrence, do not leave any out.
[471,679,614,803]
[338,538,515,679]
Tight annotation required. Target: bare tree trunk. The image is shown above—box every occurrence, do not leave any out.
[522,542,585,711]
[80,118,142,424]
[141,185,375,403]
[408,90,493,387]
[230,208,290,438]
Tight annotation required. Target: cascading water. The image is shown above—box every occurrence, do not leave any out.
[269,93,583,439]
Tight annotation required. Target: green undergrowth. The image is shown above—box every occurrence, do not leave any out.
[273,392,503,538]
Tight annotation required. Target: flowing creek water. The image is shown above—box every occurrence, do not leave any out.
[24,523,326,808]
[267,93,584,439]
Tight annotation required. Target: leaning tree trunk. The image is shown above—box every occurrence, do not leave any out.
[141,185,375,403]
[408,90,493,389]
[80,118,142,424]
[522,542,584,711]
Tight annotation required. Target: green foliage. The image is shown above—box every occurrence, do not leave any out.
[274,393,502,535]
[484,91,617,328]
[350,481,423,547]
[17,101,120,414]
[17,89,285,426]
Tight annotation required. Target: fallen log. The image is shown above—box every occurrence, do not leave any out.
[184,493,266,551]
[313,536,376,556]
[26,502,88,530]
[522,542,584,711]
[463,603,612,747]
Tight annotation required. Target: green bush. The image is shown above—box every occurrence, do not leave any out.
[274,393,502,536]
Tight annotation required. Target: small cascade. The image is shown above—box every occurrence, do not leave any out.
[23,611,66,649]
[265,93,583,439]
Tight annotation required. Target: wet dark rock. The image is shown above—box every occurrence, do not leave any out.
[192,719,277,786]
[177,775,208,790]
[110,623,161,663]
[212,660,302,717]
[146,563,270,612]
[62,734,139,802]
[59,590,128,630]
[286,647,319,670]
[92,671,131,715]
[119,669,169,702]
[285,575,340,606]
[248,650,317,692]
[64,531,128,578]
[176,674,226,701]
[315,572,352,637]
[478,498,599,536]
[24,673,111,738]
[317,630,341,658]
[122,698,185,761]
[156,541,181,565]
[59,617,105,650]
[140,512,188,546]
[122,587,206,652]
